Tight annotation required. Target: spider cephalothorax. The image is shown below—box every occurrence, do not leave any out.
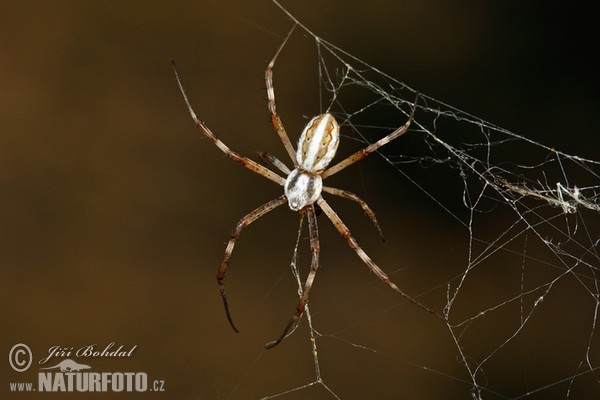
[173,28,436,349]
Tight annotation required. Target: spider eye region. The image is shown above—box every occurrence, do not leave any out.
[297,113,340,173]
[284,169,323,211]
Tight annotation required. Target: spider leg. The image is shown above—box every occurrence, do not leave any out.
[266,25,299,166]
[172,61,286,186]
[217,195,288,333]
[317,196,442,319]
[257,151,292,175]
[266,204,320,349]
[322,94,420,179]
[322,186,384,240]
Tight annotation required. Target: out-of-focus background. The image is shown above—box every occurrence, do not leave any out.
[1,1,598,399]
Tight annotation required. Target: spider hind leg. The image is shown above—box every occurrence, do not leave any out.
[216,195,288,333]
[265,204,320,349]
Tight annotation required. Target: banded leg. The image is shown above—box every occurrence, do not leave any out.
[266,25,299,165]
[173,61,286,186]
[322,94,420,179]
[322,186,384,240]
[258,151,292,175]
[317,196,442,319]
[217,195,288,332]
[266,204,320,349]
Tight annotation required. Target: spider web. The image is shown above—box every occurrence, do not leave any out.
[3,2,598,400]
[229,2,600,399]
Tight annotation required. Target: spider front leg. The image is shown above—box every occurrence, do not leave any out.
[217,195,288,333]
[266,204,320,349]
[257,151,291,175]
[322,94,420,179]
[172,61,286,187]
[265,25,299,165]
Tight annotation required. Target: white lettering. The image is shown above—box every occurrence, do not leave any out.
[39,346,73,365]
[112,372,124,392]
[76,343,137,358]
[89,372,101,391]
[38,372,149,392]
[38,373,52,392]
[76,372,88,391]
[135,372,147,392]
[101,372,111,392]
[52,373,66,391]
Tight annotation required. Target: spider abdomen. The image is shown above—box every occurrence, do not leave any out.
[296,113,340,173]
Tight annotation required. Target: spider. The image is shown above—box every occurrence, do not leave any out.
[173,29,438,349]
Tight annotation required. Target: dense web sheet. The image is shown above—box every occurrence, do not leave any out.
[232,2,600,399]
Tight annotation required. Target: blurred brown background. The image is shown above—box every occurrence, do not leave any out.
[1,1,598,399]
